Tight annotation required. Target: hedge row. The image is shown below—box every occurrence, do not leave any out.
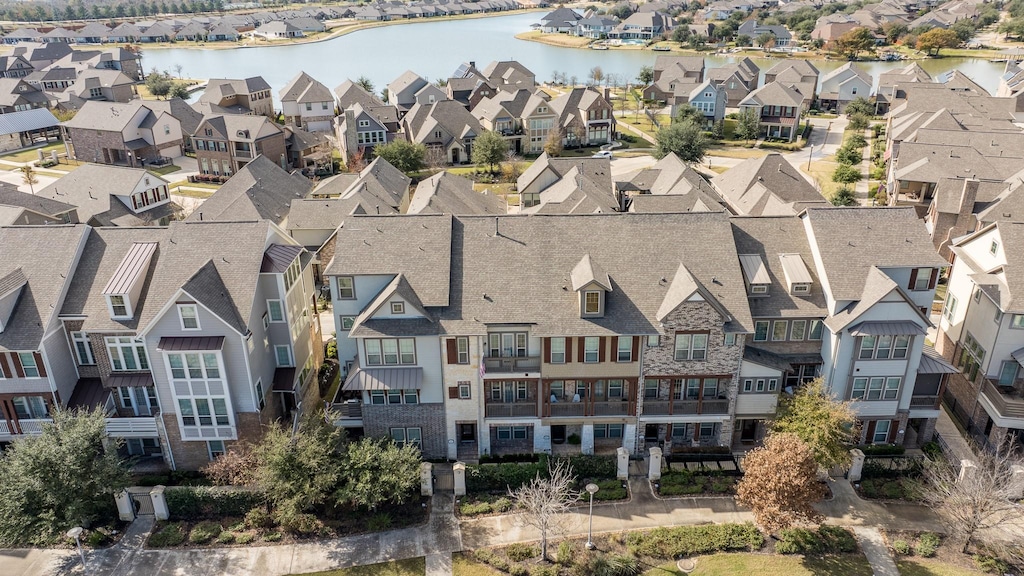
[776,526,858,555]
[165,487,267,521]
[466,455,616,493]
[625,523,764,559]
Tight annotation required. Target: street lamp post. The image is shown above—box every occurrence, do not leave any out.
[585,482,599,550]
[66,526,87,574]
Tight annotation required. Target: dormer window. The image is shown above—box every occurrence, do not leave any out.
[178,304,200,330]
[779,254,813,296]
[990,241,999,255]
[739,254,770,296]
[571,254,611,318]
[102,242,157,321]
[108,294,129,318]
[792,283,810,294]
[391,302,405,314]
[750,284,768,294]
[584,291,602,315]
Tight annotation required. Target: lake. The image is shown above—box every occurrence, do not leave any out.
[141,12,1007,98]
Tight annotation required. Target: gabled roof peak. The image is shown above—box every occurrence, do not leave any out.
[570,253,612,292]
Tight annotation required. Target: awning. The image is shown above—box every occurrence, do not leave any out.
[342,367,423,391]
[272,367,296,392]
[107,373,154,388]
[848,321,925,337]
[1012,347,1024,367]
[919,346,958,374]
[156,336,225,351]
[124,138,150,150]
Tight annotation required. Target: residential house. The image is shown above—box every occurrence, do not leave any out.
[548,87,615,149]
[712,153,829,215]
[253,21,303,39]
[939,222,1024,450]
[517,154,617,212]
[387,71,429,112]
[284,125,333,175]
[922,177,1015,260]
[56,69,138,109]
[763,60,819,108]
[810,20,861,43]
[737,20,792,47]
[616,153,728,214]
[0,55,33,79]
[403,99,484,164]
[817,63,872,113]
[0,78,51,113]
[406,171,506,215]
[311,156,410,213]
[280,72,335,132]
[540,7,583,32]
[140,22,174,43]
[334,79,385,112]
[738,82,806,142]
[11,42,72,69]
[684,81,726,127]
[608,11,674,40]
[705,58,759,107]
[644,56,705,105]
[335,103,399,160]
[192,114,288,177]
[36,164,177,226]
[187,155,313,227]
[62,100,185,166]
[573,16,620,38]
[198,77,274,117]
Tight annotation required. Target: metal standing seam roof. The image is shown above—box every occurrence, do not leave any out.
[261,244,303,273]
[107,373,155,387]
[102,242,158,295]
[0,107,59,136]
[919,346,959,374]
[738,254,771,285]
[1011,346,1024,366]
[156,336,226,351]
[847,321,926,336]
[779,253,813,284]
[342,367,424,391]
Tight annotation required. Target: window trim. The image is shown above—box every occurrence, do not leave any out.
[255,379,265,411]
[267,300,285,323]
[336,276,355,299]
[550,337,566,364]
[365,338,417,366]
[71,331,95,365]
[107,294,130,319]
[390,427,422,448]
[177,303,200,330]
[753,320,769,342]
[274,345,294,367]
[674,332,708,361]
[340,316,355,330]
[583,290,602,315]
[458,382,471,399]
[106,336,149,372]
[391,301,405,315]
[771,320,789,341]
[456,337,470,364]
[583,336,600,363]
[207,440,226,460]
[616,336,632,362]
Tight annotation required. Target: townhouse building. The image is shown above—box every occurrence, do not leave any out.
[193,114,287,177]
[280,72,335,132]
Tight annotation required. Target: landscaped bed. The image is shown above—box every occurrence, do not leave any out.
[288,557,426,576]
[655,469,736,496]
[882,530,1006,575]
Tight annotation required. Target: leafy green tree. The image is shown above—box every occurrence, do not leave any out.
[636,65,654,85]
[770,378,857,469]
[916,28,960,55]
[998,17,1024,39]
[253,415,345,518]
[832,163,863,184]
[847,113,870,131]
[735,34,752,47]
[830,186,858,206]
[654,119,708,163]
[836,144,863,165]
[0,409,130,546]
[883,22,908,44]
[756,32,776,50]
[950,20,976,43]
[734,107,761,142]
[336,437,421,509]
[844,97,874,118]
[831,27,875,59]
[145,69,173,98]
[169,82,190,99]
[472,130,508,173]
[673,104,703,125]
[356,76,374,94]
[372,139,427,173]
[672,27,691,43]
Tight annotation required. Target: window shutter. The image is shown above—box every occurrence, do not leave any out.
[864,421,876,444]
[577,338,584,363]
[566,338,574,363]
[887,420,898,443]
[543,338,550,363]
[448,386,459,399]
[666,423,672,441]
[33,352,46,378]
[908,268,918,290]
[928,268,939,290]
[446,339,457,364]
[0,354,10,378]
[11,353,24,378]
[599,337,606,363]
[631,337,639,362]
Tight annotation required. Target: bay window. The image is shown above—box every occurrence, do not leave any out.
[106,336,149,371]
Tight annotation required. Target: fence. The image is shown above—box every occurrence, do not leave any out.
[667,453,743,477]
[860,454,926,479]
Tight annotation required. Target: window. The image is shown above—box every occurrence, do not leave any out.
[365,338,416,366]
[943,294,958,322]
[108,294,129,317]
[617,336,632,362]
[12,396,47,419]
[647,335,660,347]
[685,378,700,399]
[607,379,624,398]
[118,386,158,415]
[754,321,769,342]
[267,300,284,322]
[990,241,999,255]
[391,427,421,448]
[912,268,932,291]
[702,378,718,399]
[340,316,355,330]
[305,102,312,111]
[178,304,200,330]
[72,331,95,365]
[852,376,899,400]
[456,337,469,364]
[255,379,265,410]
[790,320,807,341]
[958,332,987,381]
[584,337,600,363]
[872,420,891,444]
[772,321,788,341]
[644,379,659,398]
[792,283,810,294]
[488,332,527,358]
[674,333,707,361]
[359,119,370,127]
[808,320,823,340]
[391,302,405,314]
[584,291,601,315]
[999,361,1019,386]
[883,377,901,399]
[859,336,877,359]
[750,284,768,294]
[594,424,624,438]
[322,102,329,110]
[550,337,566,363]
[208,440,226,459]
[336,276,355,299]
[459,381,471,399]
[724,333,736,346]
[699,423,717,439]
[275,345,293,367]
[1011,314,1024,329]
[496,426,529,440]
[386,388,419,404]
[106,337,148,371]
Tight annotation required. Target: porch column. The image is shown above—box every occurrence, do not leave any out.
[150,485,169,521]
[581,424,595,455]
[478,421,491,456]
[453,462,466,496]
[420,462,433,497]
[534,423,551,453]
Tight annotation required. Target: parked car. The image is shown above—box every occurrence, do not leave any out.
[592,150,613,159]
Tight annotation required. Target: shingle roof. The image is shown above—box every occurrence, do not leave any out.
[407,171,506,215]
[36,164,173,226]
[186,155,313,225]
[0,181,74,216]
[712,153,828,216]
[280,71,333,104]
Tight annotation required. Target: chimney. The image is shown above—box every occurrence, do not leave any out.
[959,178,979,219]
[470,61,475,68]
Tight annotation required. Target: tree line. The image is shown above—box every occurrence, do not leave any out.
[0,0,225,24]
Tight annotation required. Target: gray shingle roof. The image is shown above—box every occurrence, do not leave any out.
[712,153,828,216]
[0,182,74,216]
[408,171,506,215]
[186,155,313,225]
[36,164,174,226]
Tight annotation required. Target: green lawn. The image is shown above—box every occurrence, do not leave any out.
[643,553,874,576]
[148,164,182,176]
[0,142,66,164]
[290,557,425,576]
[452,553,500,576]
[897,558,988,576]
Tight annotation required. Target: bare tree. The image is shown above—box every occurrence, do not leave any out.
[510,459,581,560]
[735,433,824,533]
[916,440,1024,554]
[173,63,183,79]
[19,165,37,194]
[347,148,367,173]
[424,146,448,173]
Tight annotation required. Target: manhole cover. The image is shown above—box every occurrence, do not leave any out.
[676,558,696,573]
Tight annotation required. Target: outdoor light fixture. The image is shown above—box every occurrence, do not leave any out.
[585,482,600,550]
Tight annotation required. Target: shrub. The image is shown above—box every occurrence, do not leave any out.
[367,513,392,532]
[325,340,337,359]
[166,487,265,521]
[915,533,939,557]
[892,539,911,555]
[85,530,109,547]
[846,133,867,148]
[777,526,857,554]
[509,564,529,576]
[531,566,558,576]
[188,521,222,544]
[473,548,496,564]
[262,532,282,542]
[558,455,615,479]
[507,542,539,562]
[593,479,628,501]
[973,554,1010,574]
[921,442,942,460]
[466,461,548,493]
[135,474,171,487]
[489,556,510,572]
[857,444,905,456]
[460,501,493,516]
[836,145,863,165]
[244,507,274,530]
[216,531,236,544]
[625,523,763,559]
[149,523,186,547]
[567,433,582,445]
[557,540,576,565]
[227,521,245,532]
[278,512,324,536]
[832,163,862,184]
[236,532,256,544]
[581,554,641,576]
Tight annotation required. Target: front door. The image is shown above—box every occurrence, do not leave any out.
[551,425,566,444]
[740,419,757,443]
[644,424,659,442]
[459,423,476,443]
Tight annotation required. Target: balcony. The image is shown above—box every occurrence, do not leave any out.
[0,418,53,437]
[483,356,541,375]
[330,400,363,427]
[981,380,1024,420]
[549,403,586,417]
[641,398,728,416]
[910,395,940,409]
[106,417,159,438]
[593,400,631,416]
[485,402,537,418]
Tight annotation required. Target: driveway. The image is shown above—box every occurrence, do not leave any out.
[610,155,655,179]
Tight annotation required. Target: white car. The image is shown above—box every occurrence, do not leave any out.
[592,151,613,159]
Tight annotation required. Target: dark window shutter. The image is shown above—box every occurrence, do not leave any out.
[543,338,551,363]
[887,420,898,443]
[928,268,939,290]
[908,268,918,290]
[446,339,457,364]
[577,338,584,362]
[865,421,876,444]
[566,338,574,363]
[33,352,46,378]
[11,353,24,378]
[665,423,672,440]
[599,337,606,363]
[448,386,458,399]
[0,354,10,379]
[631,337,639,362]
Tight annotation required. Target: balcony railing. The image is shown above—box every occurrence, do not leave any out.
[0,420,9,435]
[910,395,940,408]
[593,400,631,416]
[981,380,1024,419]
[549,403,586,417]
[641,398,728,415]
[483,356,541,375]
[331,401,363,419]
[19,418,52,434]
[485,402,538,418]
[106,417,159,437]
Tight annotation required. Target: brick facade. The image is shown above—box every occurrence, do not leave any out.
[195,134,288,176]
[363,402,446,459]
[67,127,180,165]
[161,411,265,471]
